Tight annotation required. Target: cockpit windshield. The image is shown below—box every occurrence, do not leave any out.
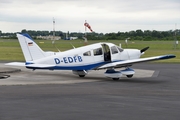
[117,46,124,52]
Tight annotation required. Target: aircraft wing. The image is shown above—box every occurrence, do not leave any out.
[97,54,176,70]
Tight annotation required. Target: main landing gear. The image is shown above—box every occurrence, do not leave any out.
[79,75,85,77]
[104,68,135,80]
[112,78,120,81]
[112,74,133,81]
[72,70,88,78]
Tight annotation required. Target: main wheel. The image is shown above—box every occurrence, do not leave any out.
[112,78,120,81]
[79,75,85,77]
[126,75,133,78]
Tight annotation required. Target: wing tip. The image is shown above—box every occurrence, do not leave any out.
[160,54,176,60]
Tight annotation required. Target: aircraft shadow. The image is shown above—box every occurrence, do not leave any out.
[22,70,165,84]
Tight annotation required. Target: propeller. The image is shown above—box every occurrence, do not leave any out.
[140,46,149,53]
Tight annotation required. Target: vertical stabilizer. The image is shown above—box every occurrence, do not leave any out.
[17,33,45,61]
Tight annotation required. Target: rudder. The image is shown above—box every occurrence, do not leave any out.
[17,33,46,61]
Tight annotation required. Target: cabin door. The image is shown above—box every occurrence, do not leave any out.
[101,44,111,62]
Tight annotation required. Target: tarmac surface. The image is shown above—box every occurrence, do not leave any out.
[0,63,180,120]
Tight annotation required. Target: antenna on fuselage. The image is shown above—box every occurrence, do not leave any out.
[70,43,76,49]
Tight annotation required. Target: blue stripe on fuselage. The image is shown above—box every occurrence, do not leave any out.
[26,61,108,70]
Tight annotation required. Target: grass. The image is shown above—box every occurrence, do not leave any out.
[0,39,179,63]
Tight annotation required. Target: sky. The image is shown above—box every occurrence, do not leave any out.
[0,0,180,33]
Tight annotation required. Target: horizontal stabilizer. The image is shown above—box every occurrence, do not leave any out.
[5,62,25,66]
[26,64,55,68]
[6,62,55,68]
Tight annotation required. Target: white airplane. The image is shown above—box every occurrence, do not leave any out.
[6,33,176,80]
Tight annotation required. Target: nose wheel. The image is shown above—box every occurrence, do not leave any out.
[79,75,85,77]
[126,74,133,78]
[112,78,120,81]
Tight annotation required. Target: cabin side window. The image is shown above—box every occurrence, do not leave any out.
[83,51,91,56]
[93,48,103,56]
[111,46,118,54]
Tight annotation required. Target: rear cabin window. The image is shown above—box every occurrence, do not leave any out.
[93,48,103,56]
[83,51,91,56]
[111,46,118,54]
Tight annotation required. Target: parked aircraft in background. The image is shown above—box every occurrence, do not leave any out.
[6,33,176,80]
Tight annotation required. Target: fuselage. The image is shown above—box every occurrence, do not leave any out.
[27,42,141,70]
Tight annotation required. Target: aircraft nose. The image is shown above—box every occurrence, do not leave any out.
[126,49,141,59]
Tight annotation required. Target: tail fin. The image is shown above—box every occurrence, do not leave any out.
[17,33,46,61]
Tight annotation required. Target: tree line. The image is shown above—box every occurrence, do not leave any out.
[0,29,179,41]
